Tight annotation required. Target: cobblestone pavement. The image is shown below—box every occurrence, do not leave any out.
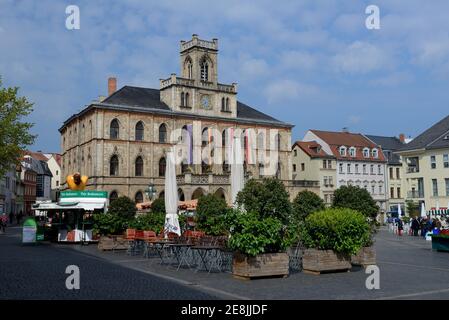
[2,226,449,299]
[0,227,218,300]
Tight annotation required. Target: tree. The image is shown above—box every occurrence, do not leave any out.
[0,78,36,176]
[151,197,165,214]
[332,186,379,219]
[292,190,325,222]
[406,200,419,218]
[236,177,291,224]
[196,194,228,235]
[108,196,136,220]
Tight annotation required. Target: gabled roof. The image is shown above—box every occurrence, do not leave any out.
[310,130,386,162]
[397,115,449,152]
[293,141,334,159]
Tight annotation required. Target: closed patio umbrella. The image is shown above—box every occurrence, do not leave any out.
[164,149,181,237]
[230,132,245,208]
[421,202,427,218]
[397,203,402,217]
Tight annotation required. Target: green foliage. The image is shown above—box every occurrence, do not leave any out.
[402,216,411,224]
[227,211,288,256]
[0,78,36,177]
[93,213,129,235]
[406,200,419,218]
[151,197,166,213]
[332,186,379,219]
[300,208,371,255]
[292,190,325,222]
[196,194,228,236]
[108,196,137,220]
[129,212,165,233]
[236,178,291,224]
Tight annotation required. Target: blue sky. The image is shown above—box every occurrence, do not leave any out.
[1,0,449,152]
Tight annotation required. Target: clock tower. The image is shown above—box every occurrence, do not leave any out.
[160,34,238,118]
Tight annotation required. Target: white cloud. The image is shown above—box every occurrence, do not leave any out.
[279,50,318,70]
[370,72,414,87]
[333,41,391,74]
[265,79,318,104]
[348,115,361,124]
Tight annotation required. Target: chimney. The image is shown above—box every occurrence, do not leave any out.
[399,133,406,143]
[108,77,117,96]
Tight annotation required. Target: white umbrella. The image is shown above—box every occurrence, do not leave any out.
[230,132,245,208]
[397,203,402,217]
[421,202,427,218]
[164,149,181,237]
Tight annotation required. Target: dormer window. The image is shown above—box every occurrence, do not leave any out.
[349,147,356,157]
[363,148,370,158]
[339,146,347,156]
[372,148,379,158]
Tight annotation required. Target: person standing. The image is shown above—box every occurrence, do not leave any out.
[8,211,14,225]
[411,217,419,236]
[397,218,404,236]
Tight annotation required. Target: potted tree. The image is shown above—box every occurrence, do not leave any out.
[229,178,292,279]
[332,186,379,267]
[300,208,371,274]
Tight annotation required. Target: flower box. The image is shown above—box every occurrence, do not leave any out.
[302,249,351,274]
[351,246,376,267]
[232,252,289,279]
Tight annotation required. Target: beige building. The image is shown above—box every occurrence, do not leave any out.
[59,35,306,205]
[365,135,406,216]
[396,115,449,213]
[292,141,335,205]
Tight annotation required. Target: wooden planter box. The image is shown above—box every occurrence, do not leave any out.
[97,236,115,251]
[351,247,376,267]
[302,249,351,275]
[431,235,449,252]
[232,252,289,279]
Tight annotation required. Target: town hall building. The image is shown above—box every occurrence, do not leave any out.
[59,35,302,205]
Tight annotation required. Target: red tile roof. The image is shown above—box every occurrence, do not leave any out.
[310,130,386,162]
[23,151,49,162]
[293,141,334,159]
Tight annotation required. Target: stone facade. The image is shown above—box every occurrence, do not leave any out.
[60,35,301,205]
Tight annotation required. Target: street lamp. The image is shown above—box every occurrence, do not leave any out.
[145,183,157,201]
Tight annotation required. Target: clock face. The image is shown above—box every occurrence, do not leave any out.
[200,95,211,109]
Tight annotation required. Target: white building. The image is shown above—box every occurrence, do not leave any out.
[303,130,388,213]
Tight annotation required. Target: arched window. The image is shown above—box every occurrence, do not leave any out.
[275,134,281,151]
[339,146,347,157]
[226,98,230,111]
[185,92,189,107]
[135,191,143,204]
[159,124,167,143]
[109,191,118,202]
[188,63,193,79]
[159,157,166,177]
[110,119,119,139]
[257,132,264,150]
[135,121,144,141]
[221,97,225,111]
[202,128,209,147]
[135,156,143,176]
[200,58,209,81]
[110,155,119,176]
[181,92,185,107]
[372,148,379,158]
[222,129,227,147]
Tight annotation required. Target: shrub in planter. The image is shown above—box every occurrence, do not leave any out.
[151,197,165,214]
[301,208,370,256]
[300,208,371,273]
[227,210,290,278]
[93,213,129,236]
[129,212,165,233]
[108,196,137,220]
[196,194,228,236]
[292,190,325,222]
[332,186,379,220]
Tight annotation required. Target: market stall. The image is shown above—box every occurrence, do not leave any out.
[32,190,108,243]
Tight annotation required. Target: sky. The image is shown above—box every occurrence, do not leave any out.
[1,0,449,152]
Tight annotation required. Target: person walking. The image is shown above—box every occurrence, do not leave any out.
[8,211,14,225]
[0,215,7,233]
[397,218,404,236]
[411,217,419,236]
